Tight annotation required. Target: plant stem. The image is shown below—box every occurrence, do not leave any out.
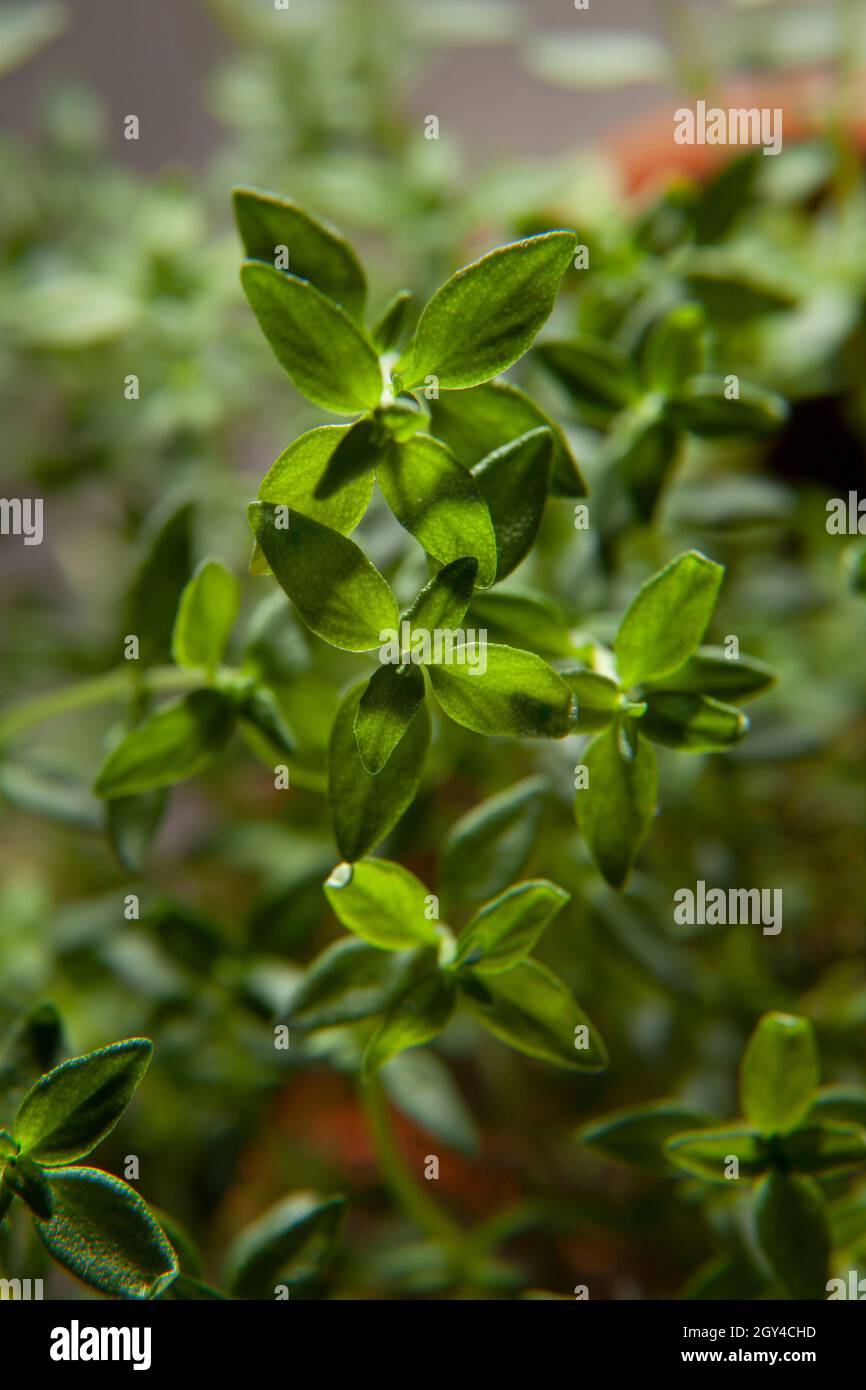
[360,1075,463,1246]
[0,665,206,745]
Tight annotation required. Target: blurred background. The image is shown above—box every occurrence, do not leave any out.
[2,0,866,1300]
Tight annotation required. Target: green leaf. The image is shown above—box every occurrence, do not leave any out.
[328,681,430,861]
[439,775,549,905]
[0,1003,65,1105]
[312,415,389,501]
[784,1124,866,1178]
[363,972,456,1078]
[233,187,366,319]
[562,668,621,733]
[323,858,439,951]
[472,428,552,580]
[35,1167,179,1299]
[403,557,478,636]
[668,375,789,438]
[93,691,237,799]
[240,261,382,413]
[581,1101,715,1177]
[171,558,239,672]
[536,337,639,425]
[664,1127,770,1182]
[382,1050,479,1156]
[375,394,430,442]
[404,232,576,390]
[224,1192,346,1299]
[106,790,168,874]
[643,644,775,701]
[429,379,586,497]
[641,302,707,395]
[428,643,574,738]
[740,1013,819,1136]
[2,1155,54,1219]
[615,550,724,689]
[378,436,497,588]
[806,1085,866,1129]
[577,722,657,889]
[123,499,193,667]
[249,502,399,652]
[288,939,430,1031]
[458,960,606,1071]
[238,686,296,762]
[253,424,376,569]
[14,1039,152,1166]
[452,880,569,974]
[754,1173,829,1300]
[372,289,413,352]
[611,417,681,522]
[640,692,749,751]
[354,663,426,773]
[468,590,575,659]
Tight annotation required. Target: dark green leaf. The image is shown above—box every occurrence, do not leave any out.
[577,722,657,889]
[784,1124,866,1178]
[224,1192,346,1299]
[468,590,575,659]
[328,681,430,861]
[805,1085,866,1129]
[372,289,413,352]
[643,644,775,701]
[312,415,388,501]
[172,558,239,672]
[472,427,552,580]
[378,436,497,588]
[615,550,724,689]
[249,502,399,652]
[754,1173,829,1300]
[452,879,569,974]
[641,302,706,394]
[323,857,439,950]
[123,499,193,666]
[238,686,296,761]
[429,379,586,497]
[363,971,456,1078]
[106,790,168,874]
[581,1101,715,1176]
[536,337,639,425]
[459,959,606,1071]
[93,691,236,798]
[664,1126,769,1182]
[668,375,789,438]
[354,663,426,773]
[439,775,548,904]
[740,1013,819,1137]
[14,1038,152,1166]
[404,232,575,390]
[3,1155,54,1219]
[233,187,366,319]
[611,416,681,522]
[35,1166,179,1299]
[428,643,574,738]
[403,557,478,635]
[241,260,381,413]
[0,1003,65,1104]
[288,939,430,1030]
[641,692,749,751]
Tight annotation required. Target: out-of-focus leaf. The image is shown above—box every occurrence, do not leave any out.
[459,960,606,1071]
[740,1013,819,1136]
[581,1101,715,1176]
[224,1192,346,1299]
[93,691,236,798]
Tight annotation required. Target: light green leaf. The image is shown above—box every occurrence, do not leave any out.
[536,337,639,425]
[288,939,429,1031]
[403,557,478,636]
[754,1173,829,1299]
[172,559,239,672]
[106,790,168,874]
[740,1013,819,1137]
[577,721,658,889]
[664,1127,769,1182]
[14,1039,152,1166]
[642,302,707,395]
[328,681,430,861]
[615,550,724,689]
[428,643,574,738]
[0,2,66,78]
[93,692,237,798]
[233,188,366,319]
[378,435,497,588]
[439,775,548,905]
[354,663,426,774]
[452,880,569,974]
[241,260,382,413]
[563,668,621,732]
[249,502,398,652]
[459,960,606,1071]
[324,858,439,951]
[35,1167,179,1299]
[669,375,789,438]
[472,428,552,580]
[581,1101,715,1177]
[430,379,586,497]
[641,692,749,751]
[363,972,456,1079]
[224,1192,346,1299]
[404,232,576,390]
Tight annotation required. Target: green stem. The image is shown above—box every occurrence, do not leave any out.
[361,1074,463,1246]
[0,665,206,745]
